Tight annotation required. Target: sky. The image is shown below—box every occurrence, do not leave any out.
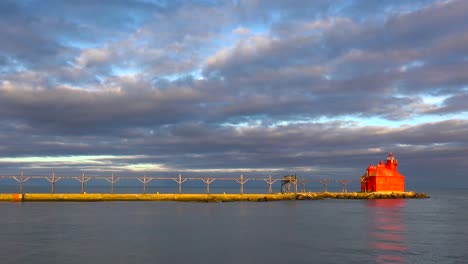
[0,0,467,188]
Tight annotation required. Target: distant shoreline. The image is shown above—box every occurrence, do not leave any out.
[1,192,428,202]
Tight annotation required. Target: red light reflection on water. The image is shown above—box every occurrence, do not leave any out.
[375,254,405,263]
[368,199,405,208]
[367,199,407,264]
[372,232,404,242]
[372,241,408,251]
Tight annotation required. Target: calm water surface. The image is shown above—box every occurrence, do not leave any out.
[1,189,467,264]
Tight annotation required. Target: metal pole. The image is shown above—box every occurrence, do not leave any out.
[240,174,244,194]
[143,174,147,194]
[206,177,210,194]
[268,175,272,194]
[178,174,182,194]
[81,173,85,194]
[20,171,24,194]
[111,173,114,193]
[52,172,55,193]
[294,175,298,193]
[320,179,328,192]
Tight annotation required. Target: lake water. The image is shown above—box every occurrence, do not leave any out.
[1,188,467,264]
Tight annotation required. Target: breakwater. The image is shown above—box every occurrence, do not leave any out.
[0,191,428,202]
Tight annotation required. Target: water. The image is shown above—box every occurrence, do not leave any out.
[1,189,467,264]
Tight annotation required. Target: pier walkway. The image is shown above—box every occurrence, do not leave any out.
[0,173,354,194]
[0,191,428,202]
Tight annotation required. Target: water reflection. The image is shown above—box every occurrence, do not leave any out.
[367,199,407,263]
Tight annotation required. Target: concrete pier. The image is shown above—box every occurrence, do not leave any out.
[0,191,428,202]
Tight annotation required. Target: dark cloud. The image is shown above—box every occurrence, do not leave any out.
[428,92,468,114]
[205,0,468,94]
[0,0,467,186]
[1,119,466,183]
[0,85,205,134]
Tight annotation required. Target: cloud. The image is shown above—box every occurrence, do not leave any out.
[427,92,468,114]
[0,0,467,185]
[0,83,206,134]
[1,119,466,181]
[75,48,115,69]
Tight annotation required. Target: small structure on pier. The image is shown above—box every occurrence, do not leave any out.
[360,153,405,192]
[281,175,297,193]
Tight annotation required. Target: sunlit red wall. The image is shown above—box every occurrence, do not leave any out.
[361,155,405,192]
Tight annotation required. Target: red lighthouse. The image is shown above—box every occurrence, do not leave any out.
[360,153,405,192]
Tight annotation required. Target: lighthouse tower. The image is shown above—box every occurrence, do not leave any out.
[386,152,398,170]
[360,153,405,192]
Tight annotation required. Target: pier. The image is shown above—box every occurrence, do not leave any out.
[0,173,351,194]
[0,172,428,202]
[0,191,427,202]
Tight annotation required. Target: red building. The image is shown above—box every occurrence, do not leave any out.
[360,153,405,192]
